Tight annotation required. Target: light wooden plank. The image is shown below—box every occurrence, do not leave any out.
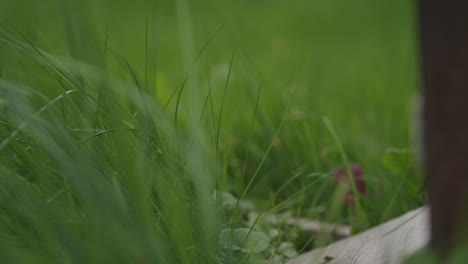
[287,207,429,264]
[248,212,351,239]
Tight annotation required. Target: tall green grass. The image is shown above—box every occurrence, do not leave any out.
[0,0,423,262]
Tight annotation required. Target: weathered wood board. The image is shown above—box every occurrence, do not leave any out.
[287,207,429,264]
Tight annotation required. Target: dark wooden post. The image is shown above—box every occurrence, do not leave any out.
[418,0,468,256]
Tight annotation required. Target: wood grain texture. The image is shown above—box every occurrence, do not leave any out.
[287,207,429,264]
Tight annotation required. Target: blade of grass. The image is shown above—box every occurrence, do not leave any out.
[239,80,263,193]
[0,90,76,152]
[323,116,369,228]
[215,50,235,202]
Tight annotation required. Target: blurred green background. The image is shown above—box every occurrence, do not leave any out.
[0,0,423,263]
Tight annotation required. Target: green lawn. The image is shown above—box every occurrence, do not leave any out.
[0,0,423,263]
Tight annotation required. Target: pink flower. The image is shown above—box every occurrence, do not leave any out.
[332,164,366,205]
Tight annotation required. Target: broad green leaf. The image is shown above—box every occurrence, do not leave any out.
[277,242,298,258]
[213,191,238,211]
[219,228,271,254]
[381,148,411,172]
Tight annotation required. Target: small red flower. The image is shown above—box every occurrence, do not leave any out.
[332,164,366,205]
